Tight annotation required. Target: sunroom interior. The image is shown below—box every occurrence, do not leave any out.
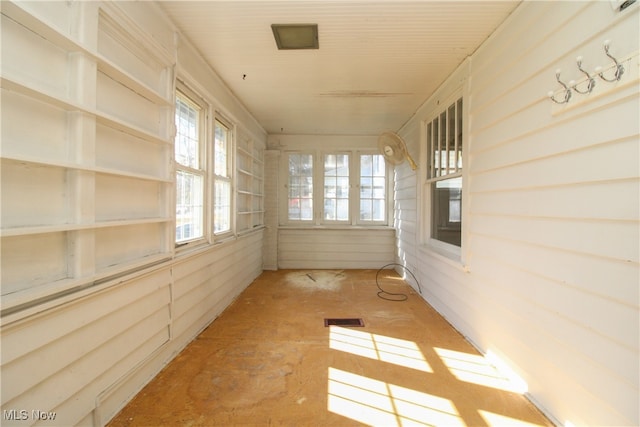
[1,1,638,426]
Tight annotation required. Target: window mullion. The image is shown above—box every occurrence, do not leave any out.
[179,164,204,175]
[351,152,358,225]
[315,152,322,225]
[453,102,459,174]
[445,107,450,177]
[427,123,433,180]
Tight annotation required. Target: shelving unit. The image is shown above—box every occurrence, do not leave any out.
[236,132,265,234]
[1,1,175,309]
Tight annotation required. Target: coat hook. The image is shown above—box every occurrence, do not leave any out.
[596,40,624,82]
[571,56,595,94]
[548,69,572,104]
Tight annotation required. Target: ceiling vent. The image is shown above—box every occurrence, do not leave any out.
[271,24,319,50]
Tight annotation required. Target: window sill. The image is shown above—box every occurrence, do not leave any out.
[278,225,395,231]
[418,241,470,273]
[237,225,266,236]
[173,235,237,261]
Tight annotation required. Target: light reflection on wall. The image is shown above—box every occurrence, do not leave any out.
[434,347,526,393]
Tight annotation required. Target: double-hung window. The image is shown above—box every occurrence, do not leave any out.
[283,151,388,225]
[174,82,237,246]
[175,89,205,244]
[213,119,233,235]
[425,97,463,248]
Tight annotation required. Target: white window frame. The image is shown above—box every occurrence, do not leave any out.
[174,80,239,249]
[213,116,234,239]
[356,152,389,226]
[280,150,390,226]
[281,151,315,224]
[322,152,351,224]
[174,82,208,249]
[421,89,466,260]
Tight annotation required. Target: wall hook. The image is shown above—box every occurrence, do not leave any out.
[548,69,572,104]
[571,56,595,94]
[596,40,624,82]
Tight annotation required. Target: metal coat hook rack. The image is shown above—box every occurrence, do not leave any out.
[548,40,627,104]
[596,40,625,82]
[571,56,595,94]
[548,69,572,104]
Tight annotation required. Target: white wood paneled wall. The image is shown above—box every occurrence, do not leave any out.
[1,231,263,426]
[278,228,395,269]
[396,1,639,426]
[263,150,280,270]
[1,1,266,426]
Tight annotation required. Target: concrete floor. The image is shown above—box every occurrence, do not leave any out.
[108,269,553,426]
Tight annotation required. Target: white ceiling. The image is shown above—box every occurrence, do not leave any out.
[159,1,520,136]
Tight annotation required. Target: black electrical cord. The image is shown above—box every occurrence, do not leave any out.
[375,263,422,302]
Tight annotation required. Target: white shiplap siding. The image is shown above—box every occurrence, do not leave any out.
[396,1,639,426]
[1,232,265,427]
[263,150,280,270]
[1,268,172,426]
[393,165,419,274]
[278,229,395,269]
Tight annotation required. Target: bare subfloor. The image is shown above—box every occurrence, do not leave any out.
[108,269,552,426]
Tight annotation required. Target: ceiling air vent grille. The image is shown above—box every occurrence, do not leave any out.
[271,24,319,50]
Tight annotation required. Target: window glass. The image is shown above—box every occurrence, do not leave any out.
[175,97,200,169]
[324,154,349,221]
[214,122,228,177]
[214,180,231,233]
[176,171,204,241]
[360,154,386,222]
[431,177,462,246]
[213,120,232,234]
[457,98,463,170]
[288,153,313,221]
[447,103,456,174]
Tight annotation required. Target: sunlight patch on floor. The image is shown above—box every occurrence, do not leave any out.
[330,326,433,373]
[479,410,546,427]
[328,367,465,427]
[434,347,525,393]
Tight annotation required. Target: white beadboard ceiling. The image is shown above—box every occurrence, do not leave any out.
[159,1,520,136]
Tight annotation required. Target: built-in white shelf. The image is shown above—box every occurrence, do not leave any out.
[1,154,171,183]
[1,0,175,302]
[1,218,171,238]
[1,76,84,111]
[236,132,264,234]
[96,55,172,106]
[2,76,172,146]
[1,1,92,55]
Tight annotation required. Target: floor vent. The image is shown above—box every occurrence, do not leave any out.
[324,318,364,327]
